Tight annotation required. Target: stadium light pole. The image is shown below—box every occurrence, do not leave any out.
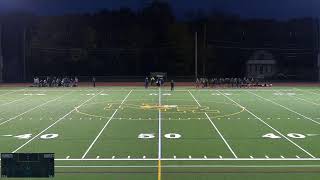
[195,31,198,80]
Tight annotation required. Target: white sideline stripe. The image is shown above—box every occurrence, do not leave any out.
[248,91,320,125]
[0,96,28,107]
[188,90,238,158]
[55,165,320,168]
[218,90,316,158]
[53,158,320,161]
[0,89,301,92]
[12,90,104,153]
[0,92,71,127]
[81,90,132,159]
[158,87,162,160]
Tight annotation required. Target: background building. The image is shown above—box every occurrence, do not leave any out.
[0,2,319,82]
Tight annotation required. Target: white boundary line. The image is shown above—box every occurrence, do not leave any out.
[53,158,320,161]
[188,90,238,158]
[0,89,304,92]
[158,87,162,160]
[0,92,72,127]
[217,90,316,158]
[247,91,320,125]
[81,90,133,159]
[55,164,320,168]
[12,90,105,153]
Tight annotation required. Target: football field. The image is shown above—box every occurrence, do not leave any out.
[0,86,320,179]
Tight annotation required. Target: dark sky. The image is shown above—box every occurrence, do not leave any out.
[0,0,318,19]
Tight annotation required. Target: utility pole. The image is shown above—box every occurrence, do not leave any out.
[195,31,198,80]
[203,23,207,76]
[23,27,27,82]
[0,24,3,83]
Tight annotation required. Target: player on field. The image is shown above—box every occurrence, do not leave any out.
[170,80,175,91]
[92,77,96,87]
[145,77,149,89]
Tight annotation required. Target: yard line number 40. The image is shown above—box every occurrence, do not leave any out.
[12,134,58,140]
[263,133,306,139]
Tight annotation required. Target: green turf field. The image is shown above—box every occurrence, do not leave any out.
[0,86,320,180]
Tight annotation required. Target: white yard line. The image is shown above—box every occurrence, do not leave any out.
[293,96,320,106]
[247,91,320,125]
[12,90,104,153]
[158,87,162,160]
[0,92,71,127]
[188,90,238,158]
[55,164,320,168]
[81,90,133,159]
[294,88,320,96]
[217,90,316,158]
[0,96,28,107]
[0,88,26,97]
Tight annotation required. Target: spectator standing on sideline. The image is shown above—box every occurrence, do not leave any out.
[170,80,175,91]
[92,77,96,87]
[145,77,149,89]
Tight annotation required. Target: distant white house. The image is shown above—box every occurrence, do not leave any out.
[246,50,276,79]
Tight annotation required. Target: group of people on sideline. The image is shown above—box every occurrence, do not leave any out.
[144,76,175,91]
[32,76,79,87]
[196,77,272,88]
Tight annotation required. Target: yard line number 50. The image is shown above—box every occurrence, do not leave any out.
[138,133,181,139]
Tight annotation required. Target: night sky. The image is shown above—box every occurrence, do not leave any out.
[0,0,319,19]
